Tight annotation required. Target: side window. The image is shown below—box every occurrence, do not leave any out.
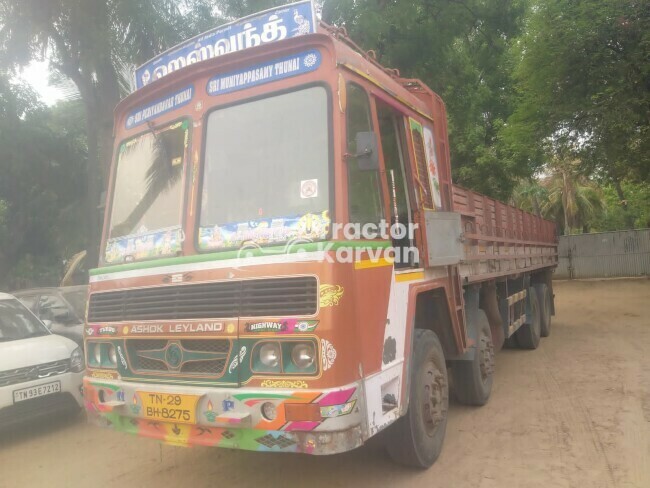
[377,101,417,267]
[346,83,384,227]
[39,294,71,324]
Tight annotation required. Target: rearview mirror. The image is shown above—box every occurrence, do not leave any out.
[355,131,379,171]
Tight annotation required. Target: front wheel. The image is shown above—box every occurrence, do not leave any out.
[386,329,449,469]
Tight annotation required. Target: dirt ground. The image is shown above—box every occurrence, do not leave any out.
[1,278,649,488]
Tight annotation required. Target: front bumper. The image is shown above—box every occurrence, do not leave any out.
[84,377,364,454]
[0,371,84,428]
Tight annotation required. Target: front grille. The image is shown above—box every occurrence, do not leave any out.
[0,359,70,388]
[181,359,226,375]
[136,357,167,372]
[180,339,230,353]
[126,339,231,377]
[88,276,318,323]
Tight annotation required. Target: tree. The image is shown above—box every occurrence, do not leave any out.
[510,179,547,216]
[504,0,650,192]
[0,76,87,289]
[0,0,221,269]
[540,160,606,235]
[588,180,650,231]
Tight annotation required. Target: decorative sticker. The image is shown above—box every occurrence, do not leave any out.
[207,49,321,96]
[125,86,194,129]
[320,400,356,418]
[204,400,217,422]
[300,179,318,199]
[409,118,435,210]
[319,284,344,307]
[198,211,330,251]
[321,339,337,371]
[135,1,316,90]
[228,346,247,374]
[423,126,442,209]
[245,320,318,333]
[89,370,120,380]
[246,321,284,332]
[104,226,184,264]
[260,379,309,389]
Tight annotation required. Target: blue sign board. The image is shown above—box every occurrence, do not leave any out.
[207,49,321,96]
[135,1,316,91]
[125,86,194,129]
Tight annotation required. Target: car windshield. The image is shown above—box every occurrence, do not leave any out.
[198,86,330,250]
[0,299,49,342]
[104,120,189,264]
[61,288,87,319]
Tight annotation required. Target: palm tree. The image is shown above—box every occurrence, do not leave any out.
[540,160,605,235]
[511,179,548,217]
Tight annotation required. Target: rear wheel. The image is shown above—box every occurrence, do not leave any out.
[387,329,448,469]
[451,310,494,406]
[515,287,541,349]
[535,283,552,337]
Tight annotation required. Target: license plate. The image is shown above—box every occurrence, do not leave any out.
[13,381,61,403]
[138,392,199,424]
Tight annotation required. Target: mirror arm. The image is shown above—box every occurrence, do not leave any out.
[343,148,373,160]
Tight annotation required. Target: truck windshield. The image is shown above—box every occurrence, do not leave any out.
[198,86,330,251]
[0,299,49,342]
[104,120,189,264]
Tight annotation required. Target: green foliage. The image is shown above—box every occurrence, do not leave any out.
[589,181,650,231]
[504,0,650,184]
[0,76,87,290]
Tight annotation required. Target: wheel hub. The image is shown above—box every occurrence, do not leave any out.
[478,335,495,382]
[422,360,448,435]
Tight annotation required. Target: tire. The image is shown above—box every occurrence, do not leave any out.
[535,283,552,337]
[386,329,449,469]
[515,287,541,349]
[451,310,494,406]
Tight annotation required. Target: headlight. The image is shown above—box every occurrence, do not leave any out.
[291,343,315,369]
[70,347,84,373]
[93,343,102,365]
[259,343,281,367]
[108,345,117,366]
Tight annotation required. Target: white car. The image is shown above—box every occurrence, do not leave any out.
[0,292,84,429]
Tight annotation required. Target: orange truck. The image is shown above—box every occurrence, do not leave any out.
[83,1,557,468]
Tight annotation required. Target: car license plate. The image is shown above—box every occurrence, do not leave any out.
[13,381,61,403]
[138,392,199,424]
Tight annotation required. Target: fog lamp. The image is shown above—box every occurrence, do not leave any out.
[261,402,277,421]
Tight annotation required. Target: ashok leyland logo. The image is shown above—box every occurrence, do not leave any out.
[165,343,183,369]
[235,220,419,265]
